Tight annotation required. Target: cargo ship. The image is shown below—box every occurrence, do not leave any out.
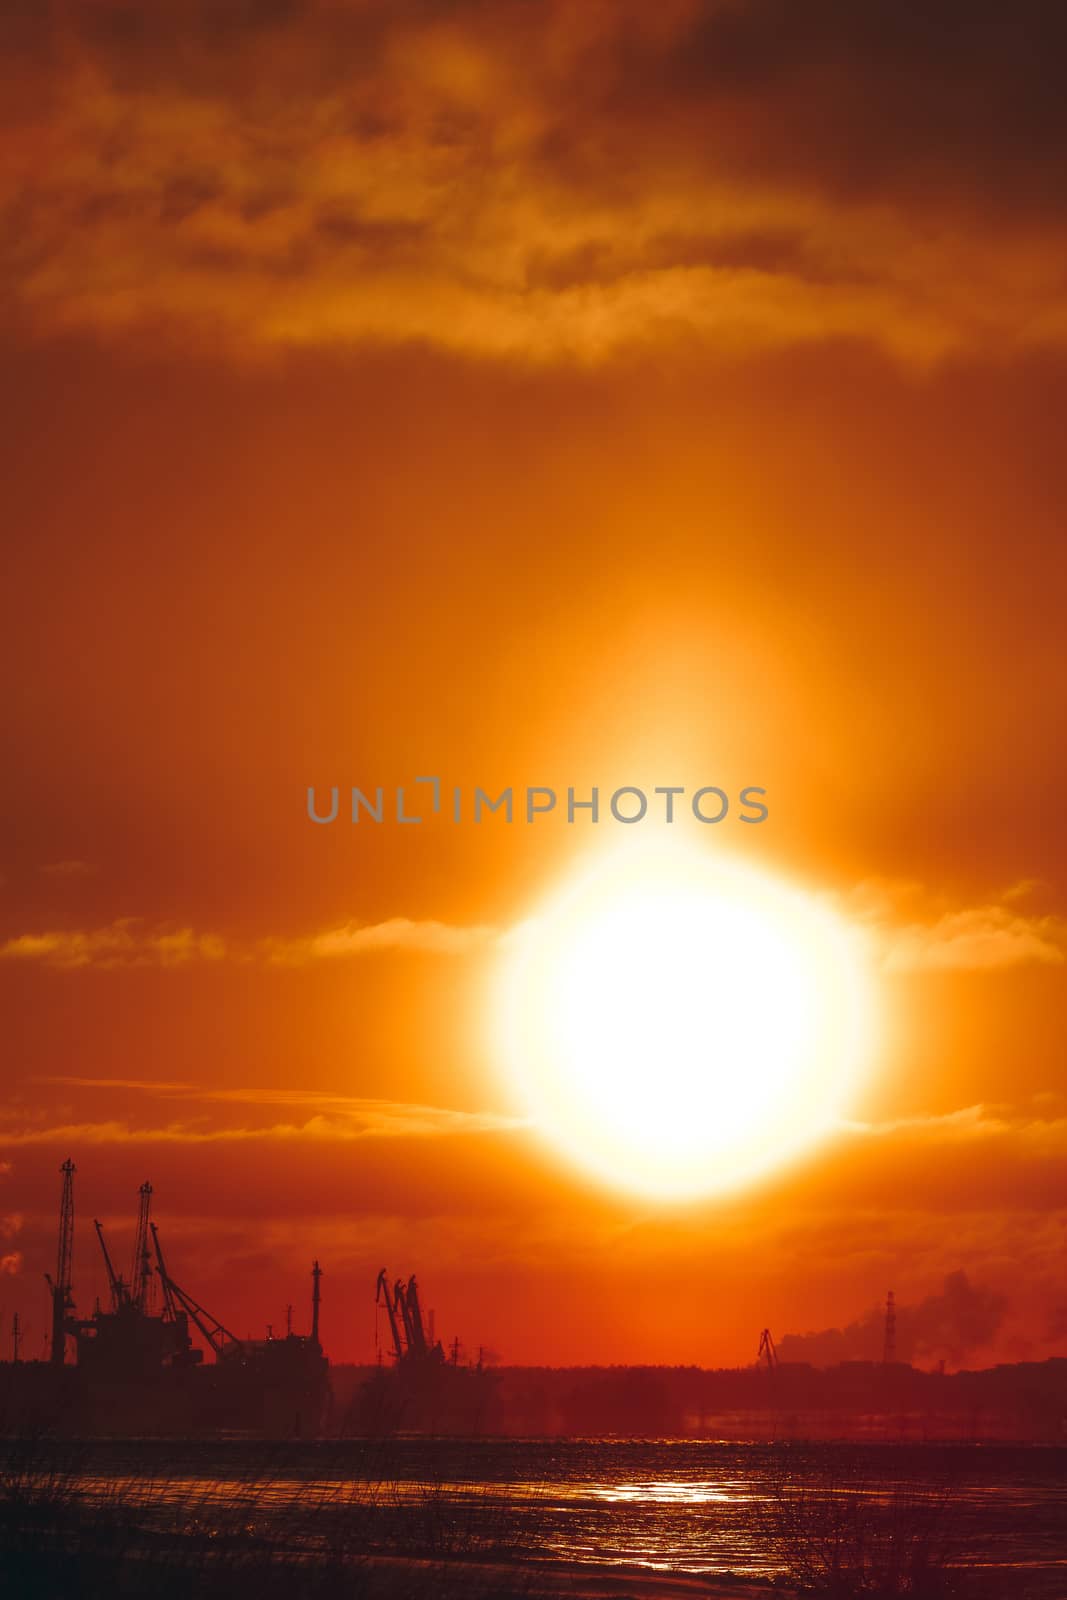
[0,1160,331,1438]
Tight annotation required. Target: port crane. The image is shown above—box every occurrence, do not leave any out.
[376,1268,446,1366]
[757,1328,779,1371]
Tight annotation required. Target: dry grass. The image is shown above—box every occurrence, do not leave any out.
[0,1435,534,1600]
[755,1454,990,1599]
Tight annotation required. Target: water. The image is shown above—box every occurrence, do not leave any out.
[28,1438,1067,1593]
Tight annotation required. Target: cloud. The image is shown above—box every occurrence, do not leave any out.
[882,906,1066,972]
[3,884,1062,977]
[0,1114,519,1147]
[0,916,492,969]
[0,922,227,969]
[0,1253,22,1276]
[39,860,99,879]
[2,1078,525,1147]
[38,1076,206,1095]
[1000,878,1047,904]
[5,867,1065,984]
[838,1105,1067,1174]
[260,918,496,963]
[2,1,1066,363]
[843,879,1067,972]
[842,1105,1012,1140]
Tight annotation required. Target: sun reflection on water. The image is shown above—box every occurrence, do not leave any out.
[592,1478,741,1505]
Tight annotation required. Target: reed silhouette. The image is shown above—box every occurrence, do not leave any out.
[754,1451,1026,1599]
[0,1433,533,1599]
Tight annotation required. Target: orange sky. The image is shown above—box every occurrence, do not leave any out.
[1,0,1066,1371]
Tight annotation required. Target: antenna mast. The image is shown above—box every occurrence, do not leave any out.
[48,1158,75,1366]
[131,1181,154,1311]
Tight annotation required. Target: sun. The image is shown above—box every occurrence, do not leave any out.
[491,840,877,1201]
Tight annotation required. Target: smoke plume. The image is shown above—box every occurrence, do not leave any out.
[778,1272,1006,1369]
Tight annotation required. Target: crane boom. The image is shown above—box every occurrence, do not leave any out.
[405,1274,428,1356]
[394,1277,417,1351]
[150,1223,242,1359]
[94,1219,127,1309]
[375,1267,405,1361]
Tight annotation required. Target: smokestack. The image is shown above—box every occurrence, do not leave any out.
[311,1259,322,1347]
[883,1289,897,1365]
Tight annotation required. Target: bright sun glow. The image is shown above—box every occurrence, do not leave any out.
[492,841,877,1201]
